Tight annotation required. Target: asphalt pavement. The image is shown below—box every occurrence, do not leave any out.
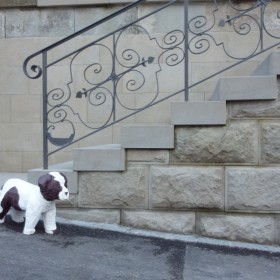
[0,215,280,280]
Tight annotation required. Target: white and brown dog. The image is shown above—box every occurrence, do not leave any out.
[0,172,69,235]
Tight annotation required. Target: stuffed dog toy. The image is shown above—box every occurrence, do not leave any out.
[0,172,69,235]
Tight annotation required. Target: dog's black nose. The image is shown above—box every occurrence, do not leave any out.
[65,192,68,195]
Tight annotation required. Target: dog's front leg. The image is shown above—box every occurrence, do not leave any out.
[42,207,57,234]
[23,208,41,235]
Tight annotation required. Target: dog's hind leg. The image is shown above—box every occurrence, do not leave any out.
[0,187,21,224]
[0,205,4,224]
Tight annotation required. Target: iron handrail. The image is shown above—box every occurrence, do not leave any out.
[23,0,147,80]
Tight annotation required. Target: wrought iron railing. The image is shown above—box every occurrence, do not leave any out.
[23,0,280,169]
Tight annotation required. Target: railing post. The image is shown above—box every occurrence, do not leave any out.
[42,51,48,170]
[184,0,189,101]
[112,33,117,122]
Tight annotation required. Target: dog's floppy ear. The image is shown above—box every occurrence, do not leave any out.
[60,173,68,189]
[38,173,61,201]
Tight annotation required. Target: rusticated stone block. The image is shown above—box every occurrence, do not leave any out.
[150,166,224,210]
[230,100,280,119]
[127,149,169,164]
[0,0,36,7]
[57,208,120,224]
[276,215,280,245]
[5,8,74,38]
[196,213,275,244]
[78,165,149,208]
[122,210,195,234]
[260,122,280,164]
[170,121,258,164]
[227,167,280,211]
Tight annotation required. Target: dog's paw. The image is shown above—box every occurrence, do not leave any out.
[23,228,35,235]
[45,228,57,234]
[0,218,4,224]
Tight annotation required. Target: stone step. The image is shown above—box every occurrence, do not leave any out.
[252,52,280,76]
[170,101,227,125]
[0,173,27,186]
[210,75,278,101]
[28,161,78,194]
[121,125,174,149]
[73,144,125,171]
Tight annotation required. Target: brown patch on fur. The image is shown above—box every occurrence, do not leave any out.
[0,187,22,219]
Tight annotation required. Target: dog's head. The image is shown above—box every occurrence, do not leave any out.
[38,172,69,201]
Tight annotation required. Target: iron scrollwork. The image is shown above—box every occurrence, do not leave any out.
[42,22,185,149]
[188,0,280,60]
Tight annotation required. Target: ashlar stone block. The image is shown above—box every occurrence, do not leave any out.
[150,166,224,210]
[57,208,120,224]
[229,99,280,119]
[196,213,275,244]
[227,167,280,212]
[260,122,280,164]
[276,214,280,245]
[170,121,258,164]
[121,210,195,234]
[78,165,149,208]
[127,149,169,164]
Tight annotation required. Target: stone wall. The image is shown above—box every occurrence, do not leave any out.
[0,0,279,172]
[72,89,280,244]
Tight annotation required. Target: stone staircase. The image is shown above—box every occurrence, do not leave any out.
[28,52,280,245]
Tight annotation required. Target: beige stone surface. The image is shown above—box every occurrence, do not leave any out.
[0,152,23,172]
[170,121,258,164]
[0,66,29,95]
[22,151,43,171]
[0,123,42,152]
[150,166,224,210]
[11,95,41,123]
[0,95,11,122]
[196,213,275,244]
[226,167,280,212]
[122,210,195,234]
[78,165,149,208]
